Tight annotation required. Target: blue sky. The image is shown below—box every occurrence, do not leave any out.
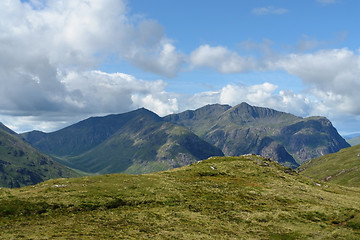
[1,0,360,135]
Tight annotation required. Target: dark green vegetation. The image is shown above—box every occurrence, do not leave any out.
[1,156,360,239]
[22,108,223,174]
[0,124,79,188]
[299,144,360,187]
[165,102,349,168]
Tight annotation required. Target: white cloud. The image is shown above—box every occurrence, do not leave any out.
[0,1,358,135]
[252,6,289,15]
[189,44,360,118]
[272,48,360,115]
[131,94,178,116]
[62,71,178,116]
[184,82,312,118]
[0,70,179,132]
[0,0,183,84]
[0,0,186,131]
[189,45,257,73]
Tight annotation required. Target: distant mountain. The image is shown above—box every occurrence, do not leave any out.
[22,108,224,174]
[21,109,147,157]
[347,136,360,146]
[0,123,79,188]
[298,144,360,187]
[164,102,349,168]
[22,103,348,172]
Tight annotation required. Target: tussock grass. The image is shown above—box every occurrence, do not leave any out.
[1,155,360,239]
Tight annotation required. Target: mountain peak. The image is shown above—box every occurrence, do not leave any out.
[165,102,348,167]
[226,102,298,121]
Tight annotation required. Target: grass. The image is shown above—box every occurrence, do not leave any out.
[299,144,360,187]
[1,155,360,239]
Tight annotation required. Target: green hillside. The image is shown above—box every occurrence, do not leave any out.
[21,109,153,157]
[0,125,80,188]
[61,119,224,174]
[23,108,223,174]
[299,145,360,187]
[1,156,360,239]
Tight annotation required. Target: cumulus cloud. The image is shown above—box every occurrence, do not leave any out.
[189,45,257,73]
[183,81,359,134]
[0,0,184,105]
[189,44,360,118]
[0,0,358,135]
[1,70,179,132]
[62,71,179,116]
[272,48,360,115]
[184,83,311,117]
[0,0,185,131]
[252,6,289,15]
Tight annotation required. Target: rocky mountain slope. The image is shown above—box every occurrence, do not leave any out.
[22,108,224,174]
[1,155,360,239]
[299,144,360,187]
[164,102,349,168]
[0,123,79,188]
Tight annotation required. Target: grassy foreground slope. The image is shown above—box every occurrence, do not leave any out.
[1,156,360,239]
[299,144,360,187]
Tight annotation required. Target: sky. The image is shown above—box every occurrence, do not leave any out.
[1,0,360,136]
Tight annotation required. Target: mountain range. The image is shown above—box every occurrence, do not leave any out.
[19,102,349,176]
[164,102,349,167]
[0,101,349,188]
[1,102,359,237]
[21,108,223,174]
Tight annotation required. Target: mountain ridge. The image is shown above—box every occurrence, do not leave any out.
[165,102,349,167]
[20,102,349,174]
[21,108,224,174]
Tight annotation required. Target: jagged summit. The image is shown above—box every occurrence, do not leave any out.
[165,102,349,168]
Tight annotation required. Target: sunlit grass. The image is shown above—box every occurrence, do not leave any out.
[1,155,360,239]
